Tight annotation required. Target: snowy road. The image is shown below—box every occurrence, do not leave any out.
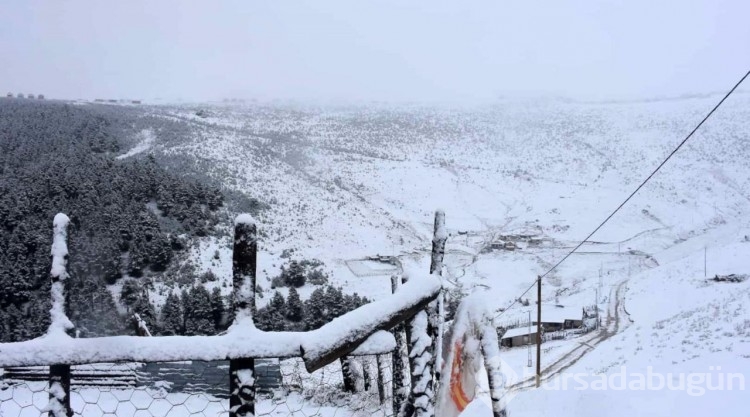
[508,278,632,392]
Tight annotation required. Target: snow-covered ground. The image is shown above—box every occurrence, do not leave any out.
[116,129,156,160]
[162,94,749,416]
[4,93,750,415]
[504,235,750,417]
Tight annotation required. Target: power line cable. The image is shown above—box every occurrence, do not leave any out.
[494,69,750,319]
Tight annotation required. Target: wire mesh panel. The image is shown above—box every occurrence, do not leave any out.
[73,362,228,417]
[1,356,394,417]
[1,362,230,417]
[257,355,392,417]
[0,378,50,417]
[70,386,227,417]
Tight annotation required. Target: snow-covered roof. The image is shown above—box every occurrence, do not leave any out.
[499,304,584,326]
[501,327,536,339]
[537,305,583,324]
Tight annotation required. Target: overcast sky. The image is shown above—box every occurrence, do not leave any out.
[1,1,748,103]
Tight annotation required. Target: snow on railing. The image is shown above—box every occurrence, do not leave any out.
[0,278,438,367]
[48,213,74,337]
[0,211,447,417]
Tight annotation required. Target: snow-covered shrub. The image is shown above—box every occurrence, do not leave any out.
[307,269,329,285]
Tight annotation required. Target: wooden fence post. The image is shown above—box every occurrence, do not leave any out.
[391,274,409,416]
[341,355,357,393]
[376,353,391,407]
[429,210,447,384]
[232,214,257,317]
[230,358,256,417]
[230,214,257,417]
[404,310,434,417]
[363,357,372,392]
[49,365,72,417]
[403,210,446,417]
[429,209,447,276]
[480,320,508,417]
[48,213,73,417]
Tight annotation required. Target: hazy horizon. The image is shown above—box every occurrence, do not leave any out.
[2,1,749,103]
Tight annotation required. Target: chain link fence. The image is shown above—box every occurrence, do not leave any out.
[1,362,227,417]
[263,355,393,417]
[1,354,394,417]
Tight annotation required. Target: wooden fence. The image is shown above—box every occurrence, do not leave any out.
[0,211,449,417]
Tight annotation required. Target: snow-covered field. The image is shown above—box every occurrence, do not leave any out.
[143,94,750,416]
[4,92,750,415]
[157,94,750,415]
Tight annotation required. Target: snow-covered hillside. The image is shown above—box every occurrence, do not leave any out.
[138,95,748,288]
[121,93,750,415]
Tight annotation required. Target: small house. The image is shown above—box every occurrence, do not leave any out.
[500,327,537,348]
[131,100,141,104]
[532,305,584,331]
[37,94,45,100]
[6,92,12,98]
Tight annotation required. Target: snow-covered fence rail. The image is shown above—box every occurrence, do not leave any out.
[0,212,444,417]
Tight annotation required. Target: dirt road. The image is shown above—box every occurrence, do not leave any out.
[507,279,632,392]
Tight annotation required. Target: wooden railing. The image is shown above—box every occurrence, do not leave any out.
[0,211,447,417]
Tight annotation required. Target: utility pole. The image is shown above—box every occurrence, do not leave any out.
[527,310,532,367]
[704,246,707,278]
[536,275,542,388]
[594,288,599,330]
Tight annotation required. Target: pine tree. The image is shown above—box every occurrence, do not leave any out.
[0,102,227,340]
[160,292,184,335]
[265,291,287,331]
[120,279,144,312]
[184,285,214,335]
[68,276,125,337]
[210,287,225,331]
[225,296,236,327]
[131,296,158,335]
[254,306,274,331]
[0,308,9,342]
[25,293,52,339]
[285,287,303,322]
[283,261,306,288]
[181,288,190,329]
[270,291,286,312]
[344,292,368,311]
[303,287,328,330]
[324,285,346,318]
[5,304,24,342]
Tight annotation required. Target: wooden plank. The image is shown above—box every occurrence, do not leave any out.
[230,216,257,416]
[232,216,257,318]
[391,275,409,415]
